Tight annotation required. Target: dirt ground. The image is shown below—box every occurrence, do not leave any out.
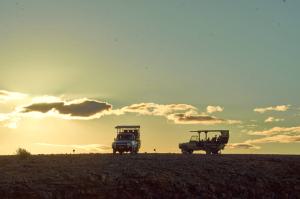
[0,154,299,199]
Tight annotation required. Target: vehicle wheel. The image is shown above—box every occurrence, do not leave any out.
[181,149,188,154]
[130,148,137,154]
[135,149,139,154]
[212,150,219,155]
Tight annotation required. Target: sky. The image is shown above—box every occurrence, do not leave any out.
[0,0,300,155]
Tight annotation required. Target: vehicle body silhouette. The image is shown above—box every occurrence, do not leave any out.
[112,125,141,154]
[179,130,229,155]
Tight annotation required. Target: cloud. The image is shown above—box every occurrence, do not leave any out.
[21,98,112,119]
[0,113,9,122]
[254,105,290,113]
[4,117,20,129]
[1,91,239,127]
[36,143,111,152]
[248,135,300,144]
[118,103,197,116]
[167,113,225,125]
[167,113,241,125]
[114,103,240,125]
[249,126,300,136]
[0,90,27,102]
[228,135,300,150]
[229,126,300,150]
[227,143,260,150]
[0,112,21,129]
[206,106,224,114]
[264,117,284,123]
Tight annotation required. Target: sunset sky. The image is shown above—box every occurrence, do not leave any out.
[1,0,300,155]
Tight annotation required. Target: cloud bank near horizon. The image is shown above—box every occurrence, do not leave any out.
[0,90,239,127]
[229,126,300,150]
[3,89,300,151]
[35,143,111,152]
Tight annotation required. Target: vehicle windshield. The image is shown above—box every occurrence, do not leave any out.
[190,135,199,142]
[117,133,134,140]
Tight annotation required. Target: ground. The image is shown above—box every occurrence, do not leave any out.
[0,154,299,198]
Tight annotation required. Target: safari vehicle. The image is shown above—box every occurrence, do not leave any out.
[112,125,141,154]
[179,130,229,155]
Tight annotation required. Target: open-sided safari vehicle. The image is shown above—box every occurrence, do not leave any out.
[112,125,141,154]
[179,130,229,155]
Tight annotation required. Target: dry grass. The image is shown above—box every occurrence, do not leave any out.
[0,154,299,198]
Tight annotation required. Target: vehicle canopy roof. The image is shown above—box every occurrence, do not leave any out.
[190,130,229,137]
[115,125,140,140]
[115,125,140,129]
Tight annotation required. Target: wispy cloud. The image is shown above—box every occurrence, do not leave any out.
[229,126,300,150]
[0,112,21,129]
[248,134,300,144]
[228,134,300,150]
[249,126,300,136]
[264,117,284,123]
[167,113,225,125]
[254,105,290,114]
[206,106,224,114]
[0,90,27,102]
[117,103,197,116]
[167,113,240,125]
[36,143,111,152]
[227,143,260,150]
[0,113,9,122]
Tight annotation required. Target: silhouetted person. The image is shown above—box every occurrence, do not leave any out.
[212,135,217,142]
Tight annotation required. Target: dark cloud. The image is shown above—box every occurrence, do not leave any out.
[168,113,225,124]
[22,100,112,117]
[175,113,223,122]
[228,143,259,150]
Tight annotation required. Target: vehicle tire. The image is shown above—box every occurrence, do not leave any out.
[212,150,219,155]
[181,149,188,154]
[130,148,137,155]
[135,149,139,154]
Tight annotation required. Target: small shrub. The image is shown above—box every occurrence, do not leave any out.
[16,148,31,159]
